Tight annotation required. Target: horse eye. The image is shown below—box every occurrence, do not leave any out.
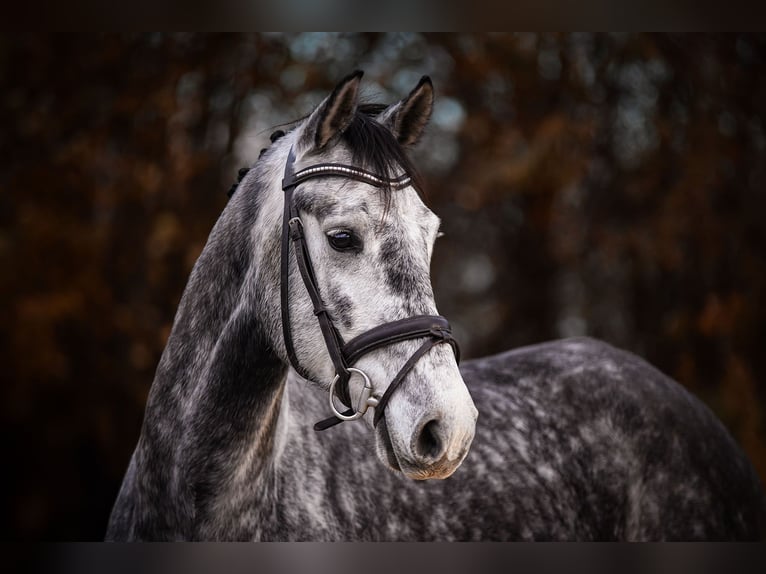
[327,230,359,252]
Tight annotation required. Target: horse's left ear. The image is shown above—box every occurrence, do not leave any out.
[378,76,434,146]
[298,70,363,153]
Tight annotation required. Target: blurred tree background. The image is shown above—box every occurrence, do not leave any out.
[1,33,765,540]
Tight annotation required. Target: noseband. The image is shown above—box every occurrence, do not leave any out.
[280,147,460,431]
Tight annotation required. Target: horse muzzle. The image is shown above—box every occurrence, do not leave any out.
[376,398,478,480]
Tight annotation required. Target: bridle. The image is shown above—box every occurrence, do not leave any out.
[280,146,460,431]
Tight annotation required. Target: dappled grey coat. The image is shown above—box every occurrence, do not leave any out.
[106,71,766,541]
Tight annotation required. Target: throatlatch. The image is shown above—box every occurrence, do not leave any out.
[279,146,460,431]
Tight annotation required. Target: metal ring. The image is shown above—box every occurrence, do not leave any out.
[329,368,379,421]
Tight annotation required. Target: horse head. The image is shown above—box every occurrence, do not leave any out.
[253,71,478,480]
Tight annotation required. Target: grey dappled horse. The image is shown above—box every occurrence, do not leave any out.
[107,72,766,541]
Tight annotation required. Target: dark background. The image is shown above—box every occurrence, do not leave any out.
[1,33,764,540]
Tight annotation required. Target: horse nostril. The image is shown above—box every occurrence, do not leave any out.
[415,419,443,460]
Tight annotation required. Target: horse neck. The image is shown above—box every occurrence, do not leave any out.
[136,178,290,534]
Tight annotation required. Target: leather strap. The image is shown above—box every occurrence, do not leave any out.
[313,328,458,431]
[343,315,459,365]
[373,337,443,427]
[288,216,349,378]
[282,151,352,406]
[285,162,412,191]
[280,184,309,379]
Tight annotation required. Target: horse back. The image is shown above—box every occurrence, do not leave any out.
[459,337,766,540]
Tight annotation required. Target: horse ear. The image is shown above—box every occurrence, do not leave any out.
[378,76,434,146]
[299,70,363,153]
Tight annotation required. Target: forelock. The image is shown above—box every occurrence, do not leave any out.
[341,105,425,196]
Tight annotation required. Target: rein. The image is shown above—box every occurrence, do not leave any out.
[279,146,460,431]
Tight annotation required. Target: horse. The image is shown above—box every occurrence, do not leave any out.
[106,71,766,541]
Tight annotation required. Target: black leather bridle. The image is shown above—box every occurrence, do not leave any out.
[280,146,460,431]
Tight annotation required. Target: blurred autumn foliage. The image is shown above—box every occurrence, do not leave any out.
[1,33,765,540]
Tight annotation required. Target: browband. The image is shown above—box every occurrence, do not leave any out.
[285,162,412,191]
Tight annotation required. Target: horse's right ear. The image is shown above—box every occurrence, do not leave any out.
[297,70,363,154]
[377,76,434,146]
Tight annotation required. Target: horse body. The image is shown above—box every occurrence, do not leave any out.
[109,336,765,541]
[106,72,765,541]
